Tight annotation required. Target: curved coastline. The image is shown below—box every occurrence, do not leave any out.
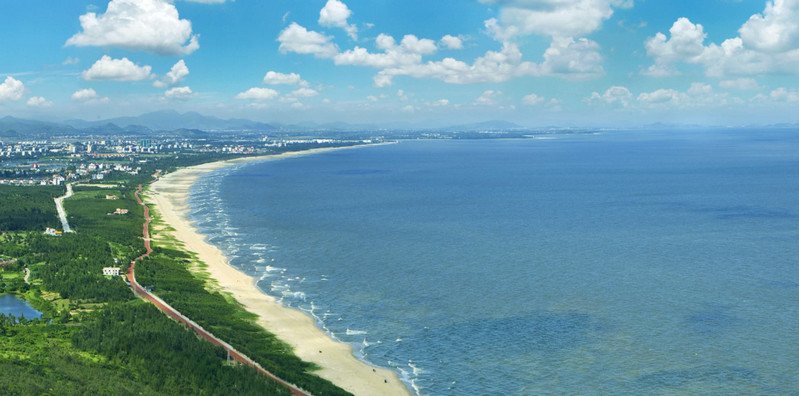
[145,145,412,396]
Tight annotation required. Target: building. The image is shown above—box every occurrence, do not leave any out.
[103,267,121,276]
[105,194,119,200]
[113,208,129,215]
[44,228,63,236]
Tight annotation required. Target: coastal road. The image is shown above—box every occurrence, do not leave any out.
[126,185,311,396]
[54,183,74,233]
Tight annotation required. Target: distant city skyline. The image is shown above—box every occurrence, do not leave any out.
[2,0,799,127]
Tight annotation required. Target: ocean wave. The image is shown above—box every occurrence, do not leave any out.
[281,290,306,300]
[346,329,368,335]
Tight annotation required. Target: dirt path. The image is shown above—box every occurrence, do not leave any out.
[126,184,311,396]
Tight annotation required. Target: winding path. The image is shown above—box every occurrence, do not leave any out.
[54,183,74,233]
[126,185,311,396]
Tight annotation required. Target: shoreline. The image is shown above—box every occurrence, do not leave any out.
[145,144,412,396]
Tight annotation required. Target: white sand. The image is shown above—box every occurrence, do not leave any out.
[146,146,411,396]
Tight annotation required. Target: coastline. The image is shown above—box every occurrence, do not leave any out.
[145,145,412,396]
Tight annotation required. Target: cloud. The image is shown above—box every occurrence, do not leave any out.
[637,88,681,105]
[643,17,707,76]
[153,60,189,88]
[739,0,799,52]
[522,93,545,106]
[319,0,358,40]
[636,82,727,108]
[263,71,306,86]
[164,86,195,100]
[62,57,80,65]
[280,1,612,86]
[440,35,464,49]
[235,87,279,101]
[587,86,633,106]
[645,1,799,77]
[27,96,53,107]
[768,87,799,102]
[71,88,109,103]
[482,0,632,40]
[431,99,450,106]
[541,37,604,78]
[65,0,199,56]
[0,76,25,102]
[82,55,153,81]
[277,23,338,58]
[374,42,540,86]
[289,87,319,98]
[334,34,437,68]
[475,89,502,105]
[718,78,760,90]
[180,0,230,3]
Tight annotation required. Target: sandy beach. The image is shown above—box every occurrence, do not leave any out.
[145,145,412,396]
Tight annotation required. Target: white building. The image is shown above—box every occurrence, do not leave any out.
[103,267,121,276]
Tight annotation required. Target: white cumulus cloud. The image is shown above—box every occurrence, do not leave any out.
[27,96,53,107]
[263,71,307,86]
[82,55,153,81]
[235,87,279,101]
[71,88,109,103]
[644,1,799,77]
[334,34,437,68]
[440,35,464,49]
[769,87,799,102]
[289,87,319,98]
[482,0,632,40]
[66,0,199,56]
[739,0,799,53]
[587,86,633,106]
[522,93,545,106]
[154,60,189,88]
[541,37,604,78]
[374,42,540,86]
[475,89,502,105]
[319,0,358,40]
[164,86,195,100]
[719,78,760,90]
[278,23,338,58]
[0,77,25,102]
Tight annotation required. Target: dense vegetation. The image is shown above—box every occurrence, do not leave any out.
[0,149,356,395]
[74,302,291,395]
[0,185,64,231]
[137,247,350,395]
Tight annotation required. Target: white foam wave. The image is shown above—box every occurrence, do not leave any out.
[346,329,368,335]
[281,290,306,300]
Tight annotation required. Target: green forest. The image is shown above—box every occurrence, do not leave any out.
[0,151,354,395]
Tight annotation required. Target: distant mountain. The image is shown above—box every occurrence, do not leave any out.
[0,116,77,137]
[65,110,278,132]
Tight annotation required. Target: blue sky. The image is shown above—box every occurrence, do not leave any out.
[1,0,798,127]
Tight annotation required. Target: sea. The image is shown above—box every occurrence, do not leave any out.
[188,130,799,395]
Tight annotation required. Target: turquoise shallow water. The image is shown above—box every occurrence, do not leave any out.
[189,130,799,395]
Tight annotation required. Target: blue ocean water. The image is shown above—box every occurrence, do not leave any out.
[189,130,799,395]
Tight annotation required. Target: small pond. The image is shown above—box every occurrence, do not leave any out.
[0,294,42,319]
